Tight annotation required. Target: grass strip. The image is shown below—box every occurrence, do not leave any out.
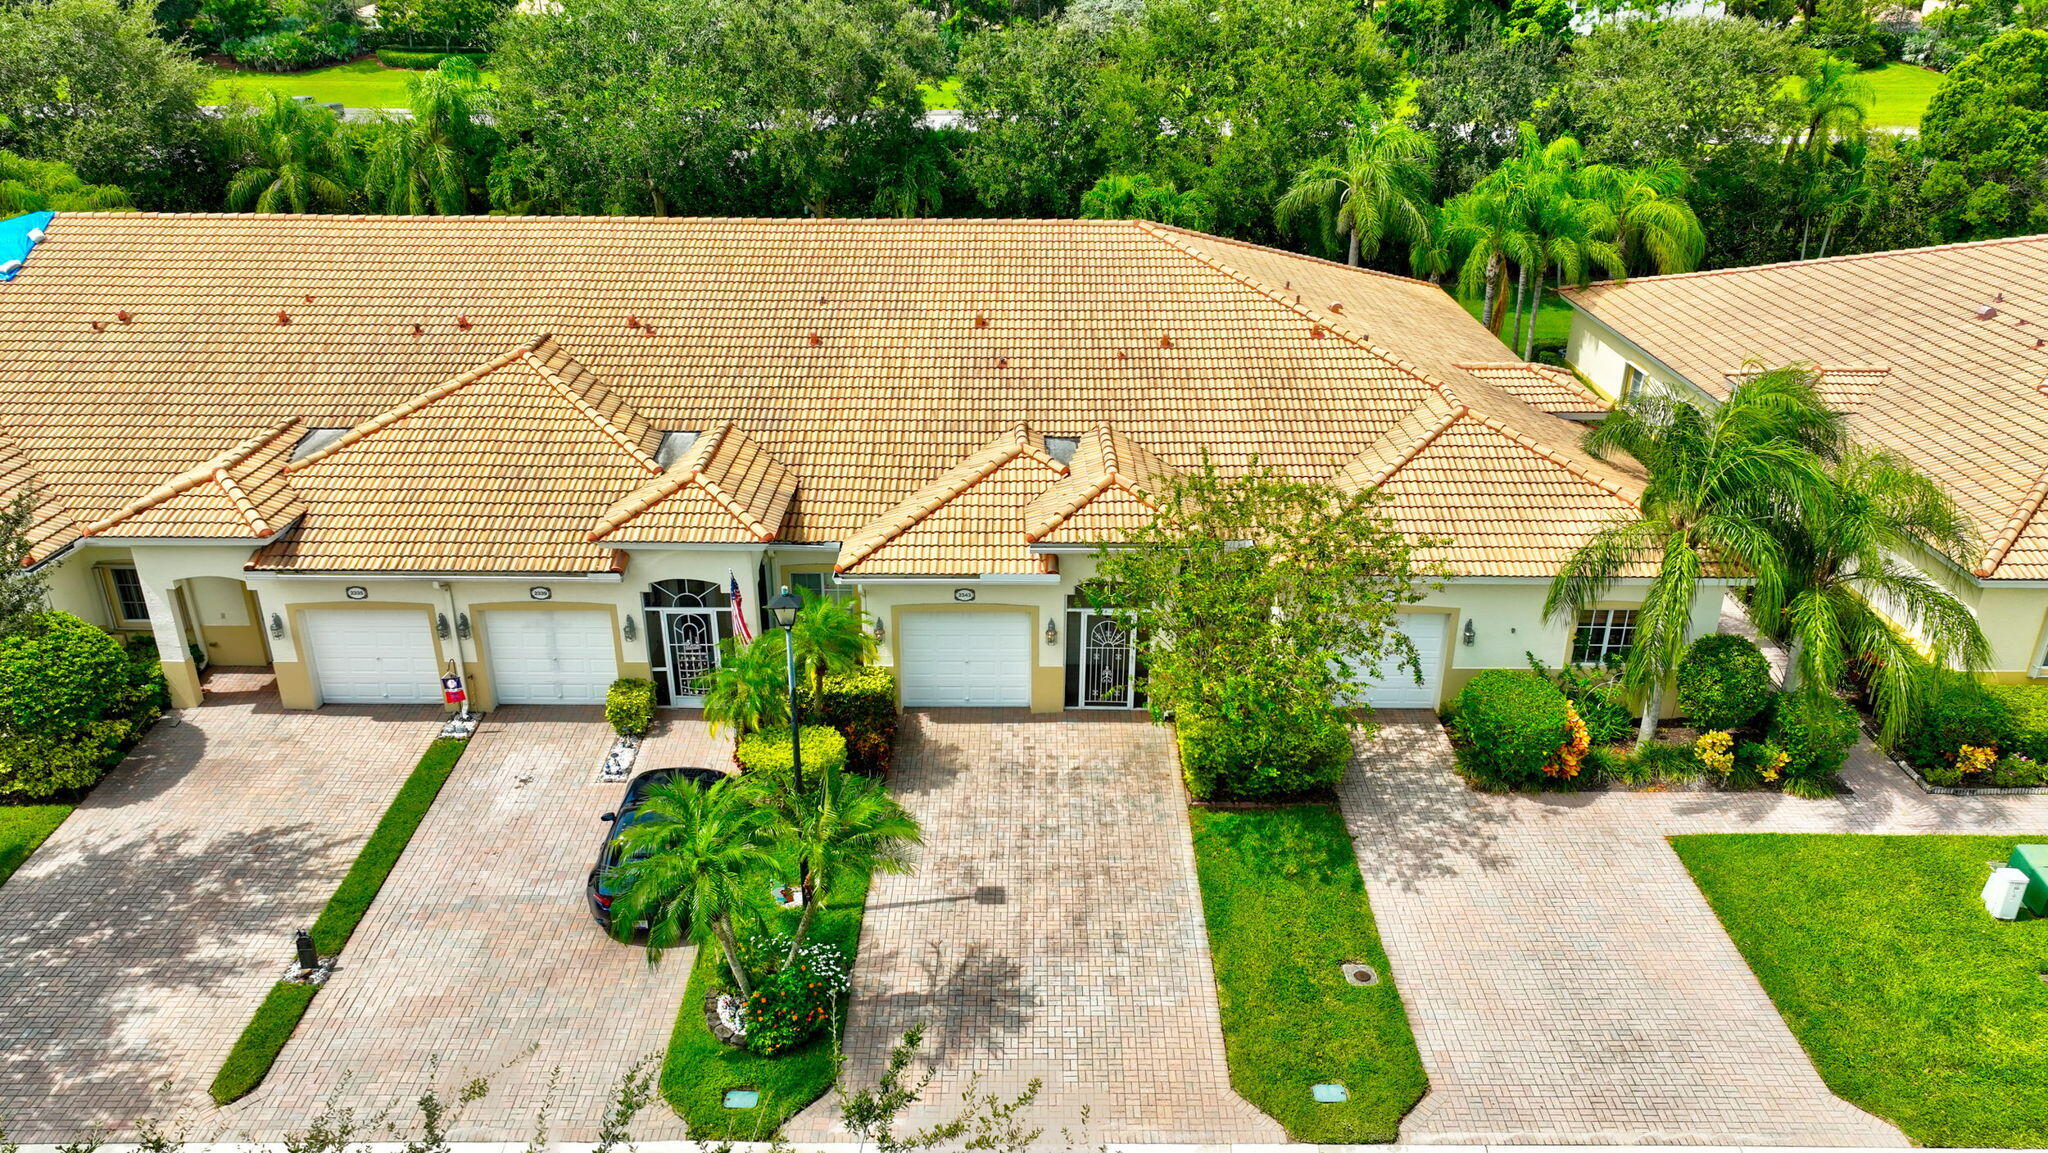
[1189,804,1427,1142]
[661,863,873,1138]
[0,804,73,888]
[209,736,468,1104]
[1673,832,2048,1147]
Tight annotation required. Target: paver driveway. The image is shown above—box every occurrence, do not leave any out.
[0,671,439,1140]
[1341,714,2048,1147]
[786,711,1281,1147]
[229,707,728,1141]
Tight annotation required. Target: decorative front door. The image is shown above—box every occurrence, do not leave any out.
[1077,612,1137,708]
[660,609,721,704]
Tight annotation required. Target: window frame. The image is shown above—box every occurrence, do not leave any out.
[98,565,151,628]
[1572,607,1637,665]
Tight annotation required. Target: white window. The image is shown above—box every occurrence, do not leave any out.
[1621,364,1648,398]
[789,570,848,600]
[102,566,150,627]
[1573,609,1637,664]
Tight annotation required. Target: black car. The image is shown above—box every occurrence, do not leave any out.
[586,766,726,930]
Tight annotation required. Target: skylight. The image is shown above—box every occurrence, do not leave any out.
[656,430,700,468]
[290,427,349,461]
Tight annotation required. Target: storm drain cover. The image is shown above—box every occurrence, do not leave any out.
[724,1090,760,1110]
[1340,961,1380,986]
[1312,1083,1349,1104]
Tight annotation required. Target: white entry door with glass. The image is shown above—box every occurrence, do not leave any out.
[642,579,734,706]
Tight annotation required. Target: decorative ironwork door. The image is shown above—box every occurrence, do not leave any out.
[661,609,721,703]
[1079,614,1136,708]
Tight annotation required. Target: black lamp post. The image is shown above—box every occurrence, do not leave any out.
[767,586,805,793]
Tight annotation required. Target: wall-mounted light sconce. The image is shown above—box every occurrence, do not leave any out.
[622,616,637,642]
[871,617,885,644]
[437,612,451,639]
[1462,619,1477,647]
[269,612,285,639]
[456,612,471,640]
[1045,619,1059,646]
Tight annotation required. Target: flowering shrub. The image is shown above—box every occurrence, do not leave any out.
[1956,743,1998,776]
[1992,754,2048,787]
[738,936,849,1057]
[1693,730,1735,775]
[1546,702,1590,778]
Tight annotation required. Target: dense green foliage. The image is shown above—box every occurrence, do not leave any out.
[1446,669,1569,789]
[0,616,168,800]
[606,677,656,737]
[1675,634,1775,731]
[1989,684,2048,762]
[1765,689,1859,794]
[1177,702,1354,800]
[375,47,487,68]
[1189,805,1426,1141]
[1675,834,2048,1146]
[736,725,849,786]
[1893,667,2010,772]
[807,667,898,776]
[0,803,69,888]
[209,981,320,1104]
[1919,29,2048,239]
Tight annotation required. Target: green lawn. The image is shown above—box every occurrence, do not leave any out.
[204,58,426,109]
[1674,833,2048,1147]
[1453,289,1574,357]
[1866,62,1943,130]
[661,863,874,1138]
[1189,805,1426,1142]
[0,805,72,887]
[919,77,962,111]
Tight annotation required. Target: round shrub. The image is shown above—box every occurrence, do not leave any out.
[605,677,655,737]
[1175,700,1352,800]
[1675,634,1775,731]
[1894,668,2011,771]
[0,612,128,738]
[1447,669,1570,790]
[736,724,847,787]
[1769,691,1861,795]
[807,667,898,775]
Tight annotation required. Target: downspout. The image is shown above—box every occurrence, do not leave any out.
[436,580,471,722]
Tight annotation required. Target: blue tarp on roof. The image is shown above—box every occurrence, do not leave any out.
[0,211,55,281]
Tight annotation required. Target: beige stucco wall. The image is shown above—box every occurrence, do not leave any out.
[1565,311,1699,403]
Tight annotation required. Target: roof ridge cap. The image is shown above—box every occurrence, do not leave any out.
[1564,232,2048,295]
[82,419,299,537]
[682,423,779,542]
[1459,408,1634,500]
[1359,402,1469,490]
[838,431,1032,572]
[520,346,662,474]
[286,341,542,472]
[1137,221,1438,288]
[1023,472,1118,544]
[1976,461,2048,577]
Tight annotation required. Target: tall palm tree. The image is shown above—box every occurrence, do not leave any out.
[1785,54,1872,162]
[1757,445,1990,740]
[1514,178,1625,358]
[225,93,357,214]
[1275,99,1436,268]
[751,761,922,965]
[1547,369,1844,741]
[606,777,776,994]
[359,61,484,215]
[789,591,876,697]
[1439,185,1535,336]
[699,632,791,737]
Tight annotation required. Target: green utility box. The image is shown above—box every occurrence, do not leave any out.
[2007,845,2048,917]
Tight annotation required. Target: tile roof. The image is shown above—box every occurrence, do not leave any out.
[1023,425,1176,545]
[0,431,80,566]
[1453,362,1611,414]
[0,213,1635,577]
[837,425,1068,575]
[80,420,302,540]
[1563,234,2048,578]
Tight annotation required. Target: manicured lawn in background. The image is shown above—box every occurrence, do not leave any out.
[1189,804,1426,1142]
[203,58,428,108]
[1865,62,1942,130]
[920,77,963,110]
[1453,289,1574,357]
[0,805,72,887]
[661,864,873,1137]
[1674,833,2048,1147]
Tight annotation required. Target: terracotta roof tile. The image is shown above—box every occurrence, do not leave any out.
[591,421,797,544]
[0,431,81,565]
[1023,425,1174,544]
[838,425,1067,575]
[81,419,302,540]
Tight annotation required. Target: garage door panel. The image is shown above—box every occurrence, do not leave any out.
[1348,614,1449,709]
[304,609,440,705]
[899,612,1031,708]
[487,610,614,704]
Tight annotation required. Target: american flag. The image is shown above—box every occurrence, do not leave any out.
[730,571,754,642]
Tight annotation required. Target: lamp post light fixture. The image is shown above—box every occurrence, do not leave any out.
[766,586,806,795]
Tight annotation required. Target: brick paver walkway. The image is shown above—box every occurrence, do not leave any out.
[229,708,730,1141]
[786,711,1282,1148]
[1343,714,2048,1146]
[0,671,439,1140]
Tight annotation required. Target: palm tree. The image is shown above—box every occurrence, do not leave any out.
[1785,54,1872,162]
[751,761,921,965]
[1439,185,1534,335]
[1275,99,1436,268]
[1080,173,1214,230]
[789,591,877,697]
[0,152,129,213]
[358,61,484,215]
[1577,160,1705,277]
[1511,177,1625,358]
[225,93,357,214]
[1547,368,1844,742]
[606,777,776,994]
[699,632,791,737]
[1757,445,1990,740]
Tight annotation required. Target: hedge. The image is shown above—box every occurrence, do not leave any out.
[605,677,656,737]
[1176,701,1352,800]
[1676,634,1775,731]
[807,667,897,775]
[1446,670,1569,789]
[1895,669,2010,772]
[374,47,486,69]
[735,724,847,787]
[1989,684,2048,762]
[0,616,167,799]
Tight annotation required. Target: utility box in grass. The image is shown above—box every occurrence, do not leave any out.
[2007,845,2048,917]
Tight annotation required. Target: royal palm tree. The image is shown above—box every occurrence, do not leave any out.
[699,631,791,737]
[1785,54,1872,162]
[1758,445,1990,740]
[225,93,357,214]
[1547,369,1844,742]
[789,591,877,697]
[751,761,921,965]
[359,61,485,215]
[1275,99,1436,268]
[606,777,776,994]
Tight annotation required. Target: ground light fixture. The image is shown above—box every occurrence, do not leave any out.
[766,586,806,794]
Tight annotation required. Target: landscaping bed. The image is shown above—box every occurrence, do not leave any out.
[1674,833,2048,1147]
[1188,804,1426,1142]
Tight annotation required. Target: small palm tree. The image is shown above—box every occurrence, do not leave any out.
[1275,99,1436,268]
[789,591,877,697]
[1577,160,1704,277]
[359,61,484,215]
[1079,173,1214,230]
[1786,54,1872,162]
[225,94,357,214]
[607,777,776,994]
[753,761,921,966]
[1439,184,1537,336]
[1758,445,1990,740]
[1547,369,1843,742]
[699,632,791,737]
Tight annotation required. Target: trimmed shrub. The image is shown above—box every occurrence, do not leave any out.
[1176,701,1352,800]
[1527,654,1633,745]
[1675,634,1775,732]
[736,725,847,787]
[1769,691,1861,795]
[736,935,849,1057]
[606,677,656,737]
[375,47,485,68]
[809,667,897,775]
[1895,669,2011,771]
[1447,670,1571,789]
[1989,684,2048,762]
[1992,754,2048,788]
[0,613,164,800]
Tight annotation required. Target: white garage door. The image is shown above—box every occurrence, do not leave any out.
[303,608,440,705]
[487,610,615,704]
[1348,614,1450,709]
[899,611,1032,707]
